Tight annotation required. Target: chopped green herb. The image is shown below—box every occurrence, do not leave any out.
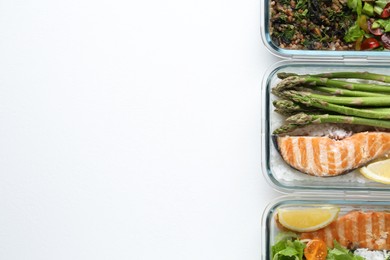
[296,0,307,9]
[281,26,296,43]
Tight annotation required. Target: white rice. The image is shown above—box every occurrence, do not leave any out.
[354,249,389,260]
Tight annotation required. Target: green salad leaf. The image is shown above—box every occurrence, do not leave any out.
[326,241,364,260]
[271,232,305,260]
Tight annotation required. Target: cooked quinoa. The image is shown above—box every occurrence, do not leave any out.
[270,0,356,50]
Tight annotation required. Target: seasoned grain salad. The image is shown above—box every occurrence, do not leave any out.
[269,0,390,50]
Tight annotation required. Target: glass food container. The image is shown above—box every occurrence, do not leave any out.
[261,195,390,260]
[260,0,390,59]
[261,60,390,192]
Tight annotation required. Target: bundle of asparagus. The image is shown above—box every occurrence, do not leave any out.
[272,71,390,135]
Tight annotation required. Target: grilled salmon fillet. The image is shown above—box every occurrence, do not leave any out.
[276,132,390,176]
[300,211,390,250]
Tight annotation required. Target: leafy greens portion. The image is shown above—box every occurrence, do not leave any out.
[271,233,365,260]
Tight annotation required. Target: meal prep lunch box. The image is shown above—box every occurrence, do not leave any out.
[260,0,390,258]
[261,60,390,193]
[261,195,390,260]
[260,0,390,58]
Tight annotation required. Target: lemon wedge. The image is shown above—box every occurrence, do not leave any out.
[277,206,339,232]
[360,158,390,184]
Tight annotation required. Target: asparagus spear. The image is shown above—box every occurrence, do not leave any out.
[273,100,304,110]
[368,107,390,112]
[273,112,390,134]
[272,76,306,97]
[277,71,390,83]
[286,113,390,129]
[313,86,388,97]
[312,72,390,83]
[277,72,298,79]
[283,90,390,119]
[272,123,302,135]
[273,99,323,116]
[288,91,390,106]
[275,76,390,94]
[274,99,390,113]
[273,100,314,110]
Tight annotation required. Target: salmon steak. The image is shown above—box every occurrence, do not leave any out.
[275,131,390,176]
[300,211,390,250]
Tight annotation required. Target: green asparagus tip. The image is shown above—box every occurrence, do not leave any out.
[272,123,301,135]
[286,112,314,125]
[273,76,306,95]
[273,99,295,108]
[277,72,298,79]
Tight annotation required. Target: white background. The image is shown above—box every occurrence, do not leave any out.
[0,0,281,259]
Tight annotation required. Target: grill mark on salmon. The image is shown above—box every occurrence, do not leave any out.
[385,213,390,247]
[284,138,294,164]
[337,218,345,245]
[276,132,390,176]
[327,146,336,175]
[312,139,322,174]
[299,138,307,170]
[300,211,390,250]
[292,138,301,168]
[329,221,337,244]
[358,212,367,248]
[354,137,363,167]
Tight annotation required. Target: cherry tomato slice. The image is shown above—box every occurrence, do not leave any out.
[360,37,381,50]
[304,239,328,260]
[381,3,390,19]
